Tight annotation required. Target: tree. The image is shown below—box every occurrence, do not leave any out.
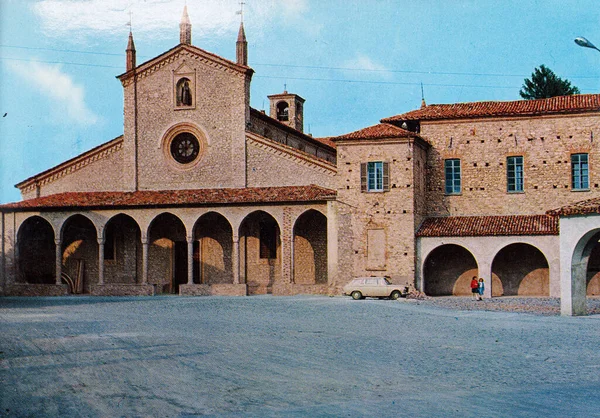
[519,65,580,100]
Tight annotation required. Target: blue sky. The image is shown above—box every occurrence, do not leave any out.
[1,0,599,204]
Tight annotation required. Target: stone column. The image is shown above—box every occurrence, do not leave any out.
[141,237,149,285]
[187,236,194,285]
[281,208,292,284]
[97,238,105,285]
[232,235,240,284]
[55,239,62,285]
[327,201,339,292]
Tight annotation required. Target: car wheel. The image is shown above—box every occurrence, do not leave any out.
[351,291,363,300]
[390,290,401,300]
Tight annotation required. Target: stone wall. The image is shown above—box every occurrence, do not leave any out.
[421,113,600,216]
[122,49,249,192]
[334,138,427,290]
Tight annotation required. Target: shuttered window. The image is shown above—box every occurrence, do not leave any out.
[361,162,389,192]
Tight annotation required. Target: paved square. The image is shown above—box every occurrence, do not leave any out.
[1,296,599,417]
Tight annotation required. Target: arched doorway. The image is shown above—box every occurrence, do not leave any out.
[293,210,327,285]
[423,244,478,296]
[240,211,281,295]
[570,229,600,297]
[17,216,55,284]
[193,212,233,284]
[103,214,142,284]
[61,214,98,294]
[492,243,549,296]
[148,213,187,294]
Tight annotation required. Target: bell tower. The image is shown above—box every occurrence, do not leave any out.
[267,90,305,133]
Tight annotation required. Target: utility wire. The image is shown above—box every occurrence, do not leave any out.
[4,43,600,79]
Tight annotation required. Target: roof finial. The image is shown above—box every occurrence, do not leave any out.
[180,4,192,45]
[421,82,426,108]
[126,11,136,72]
[236,1,246,23]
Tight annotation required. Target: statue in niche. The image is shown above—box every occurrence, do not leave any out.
[177,79,192,106]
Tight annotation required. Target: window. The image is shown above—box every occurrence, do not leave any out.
[572,153,589,190]
[360,162,389,192]
[259,221,277,259]
[507,156,524,192]
[444,159,461,194]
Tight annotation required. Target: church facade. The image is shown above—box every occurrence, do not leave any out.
[2,8,600,315]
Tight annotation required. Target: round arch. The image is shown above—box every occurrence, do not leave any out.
[193,212,234,285]
[293,209,327,285]
[103,214,142,285]
[147,212,187,294]
[491,243,549,296]
[423,244,478,296]
[239,210,281,295]
[572,228,600,297]
[61,214,98,294]
[17,216,55,284]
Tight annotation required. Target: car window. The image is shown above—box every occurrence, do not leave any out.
[366,278,378,285]
[383,278,391,285]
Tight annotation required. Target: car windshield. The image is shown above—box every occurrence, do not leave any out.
[383,278,392,285]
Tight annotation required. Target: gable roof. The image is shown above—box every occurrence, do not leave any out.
[382,94,600,123]
[332,123,424,142]
[547,197,600,217]
[15,136,124,192]
[0,185,336,212]
[117,43,253,84]
[416,215,559,237]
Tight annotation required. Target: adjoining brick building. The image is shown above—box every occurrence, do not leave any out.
[1,7,599,315]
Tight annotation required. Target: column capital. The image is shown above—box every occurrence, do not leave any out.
[54,238,62,245]
[187,235,194,244]
[97,238,105,245]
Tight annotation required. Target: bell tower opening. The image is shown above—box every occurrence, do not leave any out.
[268,90,305,133]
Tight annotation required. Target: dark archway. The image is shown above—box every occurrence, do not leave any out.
[148,213,186,294]
[293,210,327,285]
[61,214,98,294]
[103,214,142,284]
[17,216,55,284]
[423,244,478,296]
[193,212,233,285]
[240,211,281,295]
[492,243,549,296]
[586,239,600,295]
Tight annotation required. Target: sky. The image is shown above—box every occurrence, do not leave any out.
[1,0,600,204]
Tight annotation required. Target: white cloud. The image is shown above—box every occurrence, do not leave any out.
[339,54,392,81]
[8,61,99,125]
[31,0,310,39]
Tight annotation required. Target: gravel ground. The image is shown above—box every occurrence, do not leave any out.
[1,295,600,418]
[405,295,600,316]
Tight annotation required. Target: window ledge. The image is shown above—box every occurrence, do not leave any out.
[572,188,590,192]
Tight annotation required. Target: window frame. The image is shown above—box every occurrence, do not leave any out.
[444,158,461,195]
[571,153,590,191]
[507,155,524,193]
[360,161,390,193]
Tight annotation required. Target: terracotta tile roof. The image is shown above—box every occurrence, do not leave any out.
[0,185,336,212]
[382,94,600,122]
[547,197,600,216]
[416,215,558,237]
[249,108,336,150]
[332,123,422,141]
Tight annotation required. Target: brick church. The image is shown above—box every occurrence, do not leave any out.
[2,7,600,315]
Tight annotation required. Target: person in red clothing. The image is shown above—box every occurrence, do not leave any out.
[470,276,479,300]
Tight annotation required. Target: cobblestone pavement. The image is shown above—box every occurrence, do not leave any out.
[1,296,599,417]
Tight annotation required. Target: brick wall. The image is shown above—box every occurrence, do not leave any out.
[421,113,600,216]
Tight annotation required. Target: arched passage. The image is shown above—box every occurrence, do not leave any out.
[293,210,327,285]
[423,244,478,296]
[148,213,186,294]
[571,229,600,297]
[17,216,55,284]
[61,214,98,294]
[492,243,549,296]
[103,214,142,284]
[239,211,281,295]
[193,212,233,285]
